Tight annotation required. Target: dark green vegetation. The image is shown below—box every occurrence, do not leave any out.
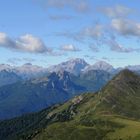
[0,69,140,140]
[0,70,112,119]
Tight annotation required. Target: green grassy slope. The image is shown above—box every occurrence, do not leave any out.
[33,116,140,140]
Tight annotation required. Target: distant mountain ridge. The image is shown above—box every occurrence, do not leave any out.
[0,70,21,87]
[0,69,113,119]
[47,58,89,75]
[1,58,140,81]
[0,59,140,120]
[0,71,86,119]
[82,61,115,73]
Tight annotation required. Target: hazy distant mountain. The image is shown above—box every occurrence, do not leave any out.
[47,58,89,75]
[1,70,140,140]
[0,70,21,87]
[125,65,140,70]
[1,59,140,82]
[72,69,113,92]
[0,64,13,71]
[0,63,48,80]
[125,65,140,74]
[0,69,114,119]
[0,71,86,119]
[15,63,48,79]
[83,61,115,73]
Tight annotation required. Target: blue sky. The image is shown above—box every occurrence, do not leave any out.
[0,0,140,67]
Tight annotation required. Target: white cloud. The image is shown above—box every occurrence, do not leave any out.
[16,34,49,53]
[46,0,89,13]
[0,32,51,53]
[76,1,89,12]
[111,18,140,37]
[0,32,16,48]
[82,24,103,39]
[108,39,140,53]
[100,5,132,18]
[58,24,103,42]
[61,44,80,52]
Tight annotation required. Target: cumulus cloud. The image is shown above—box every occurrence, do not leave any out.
[108,39,140,53]
[76,1,89,12]
[100,5,132,18]
[56,19,140,54]
[111,18,140,37]
[60,44,80,52]
[53,4,138,54]
[46,0,90,13]
[0,32,51,54]
[16,34,50,53]
[0,32,16,49]
[81,24,103,39]
[57,24,103,43]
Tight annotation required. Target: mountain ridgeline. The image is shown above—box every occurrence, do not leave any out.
[0,70,112,119]
[0,59,113,87]
[0,70,21,87]
[0,58,140,87]
[0,58,140,120]
[0,70,140,140]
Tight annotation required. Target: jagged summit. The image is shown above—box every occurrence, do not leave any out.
[47,58,89,75]
[83,60,114,73]
[94,60,113,67]
[0,64,14,72]
[68,58,87,64]
[111,69,140,83]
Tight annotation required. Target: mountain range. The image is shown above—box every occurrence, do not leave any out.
[47,58,89,75]
[0,58,140,119]
[0,70,21,87]
[82,60,115,73]
[1,58,140,83]
[0,70,113,119]
[0,69,140,140]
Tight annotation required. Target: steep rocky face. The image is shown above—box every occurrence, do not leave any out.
[73,70,113,92]
[83,61,114,73]
[46,71,86,94]
[47,58,89,75]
